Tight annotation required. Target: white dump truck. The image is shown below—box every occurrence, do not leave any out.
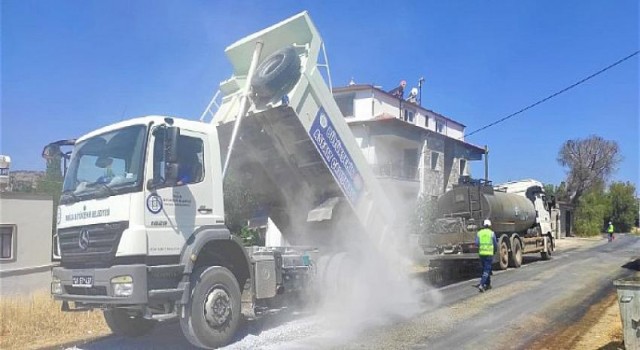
[50,12,397,349]
[421,177,556,278]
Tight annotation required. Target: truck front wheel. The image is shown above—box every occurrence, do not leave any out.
[103,308,156,337]
[541,236,553,260]
[180,266,241,349]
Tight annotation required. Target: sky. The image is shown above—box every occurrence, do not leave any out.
[2,1,639,189]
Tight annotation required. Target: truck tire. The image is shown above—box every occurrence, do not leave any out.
[251,46,301,101]
[180,266,241,349]
[315,252,351,295]
[498,236,510,270]
[103,308,156,337]
[509,238,523,268]
[541,236,553,260]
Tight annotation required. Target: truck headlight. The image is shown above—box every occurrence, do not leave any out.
[51,276,62,295]
[111,275,134,297]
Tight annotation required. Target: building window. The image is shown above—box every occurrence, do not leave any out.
[431,152,440,170]
[0,226,15,260]
[403,109,415,123]
[424,117,429,128]
[436,119,445,134]
[0,168,8,176]
[459,159,467,176]
[335,94,355,118]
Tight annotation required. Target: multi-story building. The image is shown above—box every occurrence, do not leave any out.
[333,84,486,213]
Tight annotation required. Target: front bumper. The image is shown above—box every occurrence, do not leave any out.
[52,264,149,305]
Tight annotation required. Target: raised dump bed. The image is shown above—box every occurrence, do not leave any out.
[214,12,396,249]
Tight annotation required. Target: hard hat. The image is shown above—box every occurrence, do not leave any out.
[609,221,612,224]
[483,219,491,227]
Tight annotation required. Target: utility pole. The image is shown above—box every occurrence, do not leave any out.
[418,77,425,106]
[484,145,489,183]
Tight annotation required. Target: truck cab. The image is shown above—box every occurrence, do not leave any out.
[54,116,223,270]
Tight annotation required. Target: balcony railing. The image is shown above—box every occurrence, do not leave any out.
[371,161,419,181]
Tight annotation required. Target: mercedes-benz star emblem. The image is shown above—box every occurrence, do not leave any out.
[78,229,90,250]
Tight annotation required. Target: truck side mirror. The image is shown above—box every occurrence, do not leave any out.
[165,126,180,163]
[164,126,180,183]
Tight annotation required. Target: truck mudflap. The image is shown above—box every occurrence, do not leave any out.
[51,264,185,307]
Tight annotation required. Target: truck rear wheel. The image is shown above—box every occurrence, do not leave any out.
[498,236,510,270]
[103,308,156,337]
[180,266,241,349]
[315,252,352,296]
[509,238,523,268]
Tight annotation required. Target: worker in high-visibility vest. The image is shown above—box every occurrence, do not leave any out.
[476,219,498,292]
[607,221,615,242]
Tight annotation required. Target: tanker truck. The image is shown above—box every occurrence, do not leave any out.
[421,177,555,276]
[50,12,397,349]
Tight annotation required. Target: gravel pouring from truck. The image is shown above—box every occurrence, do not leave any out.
[51,12,398,349]
[421,177,555,273]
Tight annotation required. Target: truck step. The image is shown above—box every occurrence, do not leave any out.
[148,288,184,301]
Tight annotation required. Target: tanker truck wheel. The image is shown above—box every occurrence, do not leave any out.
[251,46,302,102]
[103,308,156,337]
[509,238,523,268]
[541,236,553,260]
[180,266,241,349]
[497,236,510,270]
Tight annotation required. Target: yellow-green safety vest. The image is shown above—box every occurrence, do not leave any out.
[477,228,494,256]
[607,224,614,233]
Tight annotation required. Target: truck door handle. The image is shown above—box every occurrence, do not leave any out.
[198,207,213,214]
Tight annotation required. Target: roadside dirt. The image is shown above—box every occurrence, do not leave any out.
[528,290,624,350]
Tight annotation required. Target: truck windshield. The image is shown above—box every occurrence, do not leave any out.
[61,125,146,202]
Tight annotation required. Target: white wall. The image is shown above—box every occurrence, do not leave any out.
[0,193,54,296]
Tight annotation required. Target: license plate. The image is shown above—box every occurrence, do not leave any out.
[72,276,93,287]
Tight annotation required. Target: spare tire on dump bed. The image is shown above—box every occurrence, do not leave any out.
[251,46,302,102]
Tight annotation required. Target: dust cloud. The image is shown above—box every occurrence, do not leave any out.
[297,190,443,347]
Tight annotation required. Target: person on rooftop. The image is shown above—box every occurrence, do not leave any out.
[388,80,406,99]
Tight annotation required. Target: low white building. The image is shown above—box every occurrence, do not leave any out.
[0,192,54,295]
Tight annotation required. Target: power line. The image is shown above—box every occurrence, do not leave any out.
[464,50,640,139]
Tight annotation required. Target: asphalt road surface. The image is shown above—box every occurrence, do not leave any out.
[68,234,640,350]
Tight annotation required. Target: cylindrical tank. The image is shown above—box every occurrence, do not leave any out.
[437,184,537,234]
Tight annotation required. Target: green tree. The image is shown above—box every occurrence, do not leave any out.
[555,182,569,202]
[607,181,637,233]
[239,226,263,246]
[573,186,610,236]
[543,183,556,198]
[557,135,620,206]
